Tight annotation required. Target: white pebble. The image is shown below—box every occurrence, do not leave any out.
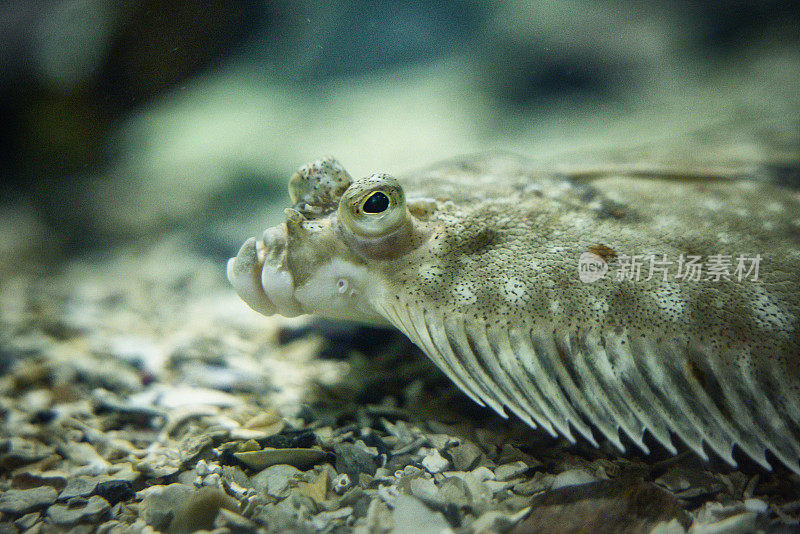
[744,498,767,513]
[471,466,495,482]
[421,449,449,474]
[195,460,210,476]
[551,469,596,489]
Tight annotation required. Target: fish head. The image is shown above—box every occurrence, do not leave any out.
[227,156,434,325]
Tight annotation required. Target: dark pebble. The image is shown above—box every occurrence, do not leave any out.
[357,430,392,457]
[30,409,57,424]
[351,494,373,519]
[441,503,462,528]
[94,480,134,505]
[334,442,377,480]
[262,429,316,449]
[384,453,416,473]
[93,399,165,427]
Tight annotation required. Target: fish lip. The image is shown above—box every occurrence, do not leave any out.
[227,237,276,315]
[226,225,304,317]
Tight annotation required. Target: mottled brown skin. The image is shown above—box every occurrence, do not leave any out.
[392,156,799,373]
[228,153,800,473]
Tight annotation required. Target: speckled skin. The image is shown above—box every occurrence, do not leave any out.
[228,153,800,473]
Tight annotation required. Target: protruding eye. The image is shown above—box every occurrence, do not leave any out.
[337,174,408,239]
[362,191,390,214]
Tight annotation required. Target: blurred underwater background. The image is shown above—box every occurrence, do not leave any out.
[1,0,798,262]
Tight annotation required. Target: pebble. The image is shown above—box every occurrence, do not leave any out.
[134,454,181,479]
[311,506,353,530]
[392,437,427,456]
[427,434,454,451]
[689,512,758,534]
[448,440,483,471]
[655,467,725,499]
[179,434,222,466]
[46,496,111,526]
[743,498,767,514]
[10,471,68,492]
[513,472,552,495]
[215,508,258,531]
[485,478,517,494]
[391,495,453,534]
[234,446,327,470]
[95,480,135,505]
[195,459,218,477]
[410,476,441,505]
[167,486,238,533]
[471,508,530,533]
[200,472,221,488]
[442,472,492,513]
[220,465,252,489]
[0,438,56,469]
[262,429,316,449]
[471,466,496,482]
[58,476,103,501]
[436,476,470,509]
[297,469,329,503]
[13,512,40,531]
[494,460,529,481]
[250,464,302,498]
[139,483,237,532]
[650,518,687,534]
[334,442,378,480]
[0,486,58,515]
[513,480,687,534]
[421,448,449,474]
[401,465,423,477]
[130,385,242,409]
[139,483,194,530]
[551,468,596,489]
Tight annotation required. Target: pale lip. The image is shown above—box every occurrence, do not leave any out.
[226,224,304,317]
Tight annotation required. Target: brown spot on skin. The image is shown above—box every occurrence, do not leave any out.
[589,244,618,262]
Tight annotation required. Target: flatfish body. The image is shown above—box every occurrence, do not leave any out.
[227,154,800,473]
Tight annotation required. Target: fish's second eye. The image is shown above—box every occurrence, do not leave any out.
[362,191,390,214]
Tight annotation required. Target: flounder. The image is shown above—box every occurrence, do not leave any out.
[228,154,800,473]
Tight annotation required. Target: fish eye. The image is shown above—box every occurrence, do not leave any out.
[337,174,408,238]
[362,191,390,214]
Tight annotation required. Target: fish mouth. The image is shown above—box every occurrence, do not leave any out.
[226,224,304,317]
